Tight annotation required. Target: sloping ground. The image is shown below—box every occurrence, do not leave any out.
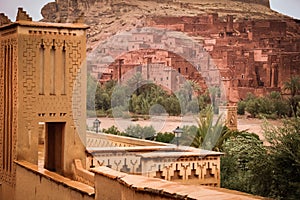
[41,0,287,50]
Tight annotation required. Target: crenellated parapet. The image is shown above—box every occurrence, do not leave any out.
[0,13,12,26]
[16,7,32,21]
[0,8,89,196]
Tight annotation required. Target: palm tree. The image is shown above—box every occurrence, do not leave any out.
[187,80,202,95]
[283,76,300,115]
[126,72,146,96]
[208,86,220,113]
[192,106,234,151]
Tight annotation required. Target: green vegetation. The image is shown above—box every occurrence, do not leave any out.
[101,108,300,199]
[124,124,156,139]
[283,76,300,116]
[88,74,300,199]
[221,117,300,199]
[237,76,300,119]
[154,132,175,143]
[87,73,211,117]
[238,92,290,119]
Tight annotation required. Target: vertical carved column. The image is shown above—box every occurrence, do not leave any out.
[0,37,18,186]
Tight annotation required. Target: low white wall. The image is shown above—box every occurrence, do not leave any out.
[87,132,169,148]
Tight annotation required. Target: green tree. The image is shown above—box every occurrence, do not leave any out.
[221,118,300,199]
[262,118,300,199]
[126,72,147,96]
[245,98,260,117]
[86,74,98,111]
[208,86,220,114]
[95,86,111,110]
[221,132,268,194]
[186,98,201,114]
[111,85,129,109]
[268,91,290,117]
[163,95,181,116]
[283,76,300,115]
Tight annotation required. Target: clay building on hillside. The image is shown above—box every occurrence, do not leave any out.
[146,13,300,102]
[108,49,207,93]
[87,11,300,104]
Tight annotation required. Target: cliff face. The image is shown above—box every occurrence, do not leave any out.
[40,0,300,102]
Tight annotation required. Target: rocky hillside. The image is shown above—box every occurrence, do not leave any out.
[41,0,286,50]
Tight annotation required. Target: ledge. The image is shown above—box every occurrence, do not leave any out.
[15,160,95,197]
[91,166,264,200]
[87,143,224,158]
[0,20,89,31]
[87,131,170,147]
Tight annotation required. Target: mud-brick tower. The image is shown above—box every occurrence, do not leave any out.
[0,8,88,198]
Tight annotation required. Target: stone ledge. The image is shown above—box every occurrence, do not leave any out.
[15,160,95,197]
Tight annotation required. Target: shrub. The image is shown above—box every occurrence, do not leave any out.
[155,132,175,143]
[96,109,107,117]
[124,124,156,139]
[102,125,124,136]
[245,98,260,117]
[243,92,290,119]
[237,101,246,115]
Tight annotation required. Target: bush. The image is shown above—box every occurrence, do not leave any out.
[96,109,107,117]
[237,101,246,115]
[125,124,156,139]
[242,92,290,119]
[155,132,175,143]
[245,98,260,117]
[102,125,124,136]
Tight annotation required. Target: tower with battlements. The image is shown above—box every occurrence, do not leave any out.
[0,8,88,199]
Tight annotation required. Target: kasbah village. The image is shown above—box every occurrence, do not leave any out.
[0,0,299,200]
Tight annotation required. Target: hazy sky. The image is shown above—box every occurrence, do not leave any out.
[0,0,299,21]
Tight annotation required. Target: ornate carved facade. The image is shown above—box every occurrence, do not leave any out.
[0,8,88,198]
